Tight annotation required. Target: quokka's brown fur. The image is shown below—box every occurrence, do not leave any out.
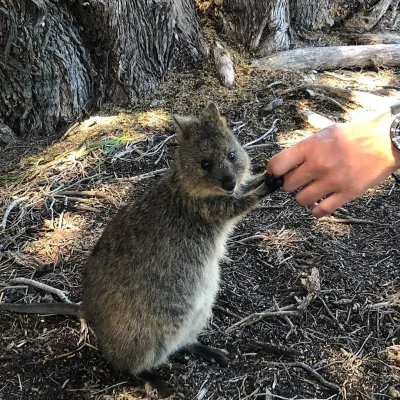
[1,103,283,396]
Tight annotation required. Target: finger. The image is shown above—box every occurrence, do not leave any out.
[311,193,352,218]
[283,165,318,192]
[267,144,306,177]
[295,180,334,206]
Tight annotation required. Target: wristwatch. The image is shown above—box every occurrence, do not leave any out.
[390,102,400,150]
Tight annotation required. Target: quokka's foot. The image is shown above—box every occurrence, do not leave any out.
[138,371,172,398]
[186,343,229,367]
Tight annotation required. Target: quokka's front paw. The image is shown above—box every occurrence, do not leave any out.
[264,172,283,194]
[253,173,283,198]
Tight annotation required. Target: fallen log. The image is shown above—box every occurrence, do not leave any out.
[251,44,400,71]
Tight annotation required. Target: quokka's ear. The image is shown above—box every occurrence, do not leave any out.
[206,102,220,117]
[173,114,195,139]
[201,102,227,127]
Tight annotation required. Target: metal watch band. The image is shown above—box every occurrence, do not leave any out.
[390,115,400,151]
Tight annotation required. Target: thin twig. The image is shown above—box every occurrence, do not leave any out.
[250,340,302,357]
[119,168,168,183]
[263,361,341,392]
[213,304,242,320]
[353,332,372,358]
[9,277,72,304]
[53,190,114,203]
[244,119,278,148]
[138,135,176,160]
[1,197,29,230]
[311,92,349,113]
[319,216,384,225]
[318,296,343,331]
[266,81,289,89]
[256,394,338,400]
[273,297,297,338]
[323,71,358,82]
[226,306,299,332]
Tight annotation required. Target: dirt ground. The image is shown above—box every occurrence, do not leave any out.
[1,61,400,400]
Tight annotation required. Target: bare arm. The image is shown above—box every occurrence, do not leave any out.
[268,110,400,218]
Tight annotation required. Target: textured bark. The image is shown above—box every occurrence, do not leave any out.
[0,0,93,136]
[71,0,208,106]
[0,0,208,137]
[219,0,290,54]
[365,0,394,31]
[292,0,335,30]
[251,44,400,71]
[219,0,376,55]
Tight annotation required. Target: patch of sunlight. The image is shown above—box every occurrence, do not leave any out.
[258,228,306,249]
[361,178,398,198]
[351,72,392,88]
[19,112,149,172]
[136,110,170,129]
[275,129,313,147]
[24,212,97,264]
[195,0,223,12]
[325,347,377,395]
[321,70,394,90]
[315,215,351,236]
[22,178,132,267]
[82,115,119,129]
[348,91,399,112]
[102,391,144,400]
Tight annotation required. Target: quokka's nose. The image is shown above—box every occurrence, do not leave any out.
[221,177,236,192]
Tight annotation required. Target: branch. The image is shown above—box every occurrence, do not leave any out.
[226,306,299,332]
[9,277,72,304]
[243,119,278,148]
[252,44,400,71]
[263,361,341,392]
[0,196,29,230]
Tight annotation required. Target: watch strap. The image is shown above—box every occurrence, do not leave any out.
[390,115,400,151]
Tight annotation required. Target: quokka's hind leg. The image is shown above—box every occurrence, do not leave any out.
[185,343,229,367]
[137,371,172,398]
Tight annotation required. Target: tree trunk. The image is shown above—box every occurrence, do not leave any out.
[0,0,93,136]
[0,0,208,137]
[291,0,336,30]
[0,0,397,138]
[218,0,291,54]
[218,0,397,56]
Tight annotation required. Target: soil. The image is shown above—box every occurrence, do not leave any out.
[0,63,399,400]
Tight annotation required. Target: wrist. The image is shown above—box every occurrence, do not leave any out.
[388,104,400,170]
[374,111,400,172]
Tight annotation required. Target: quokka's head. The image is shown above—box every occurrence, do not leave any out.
[173,103,250,198]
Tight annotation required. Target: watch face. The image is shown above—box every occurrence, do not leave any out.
[390,115,400,150]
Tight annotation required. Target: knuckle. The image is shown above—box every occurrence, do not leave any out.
[328,175,341,189]
[313,158,328,174]
[295,191,311,206]
[313,205,331,218]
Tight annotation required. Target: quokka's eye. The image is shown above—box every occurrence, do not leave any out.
[228,151,236,161]
[201,160,212,171]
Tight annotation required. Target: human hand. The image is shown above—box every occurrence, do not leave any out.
[268,111,400,218]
